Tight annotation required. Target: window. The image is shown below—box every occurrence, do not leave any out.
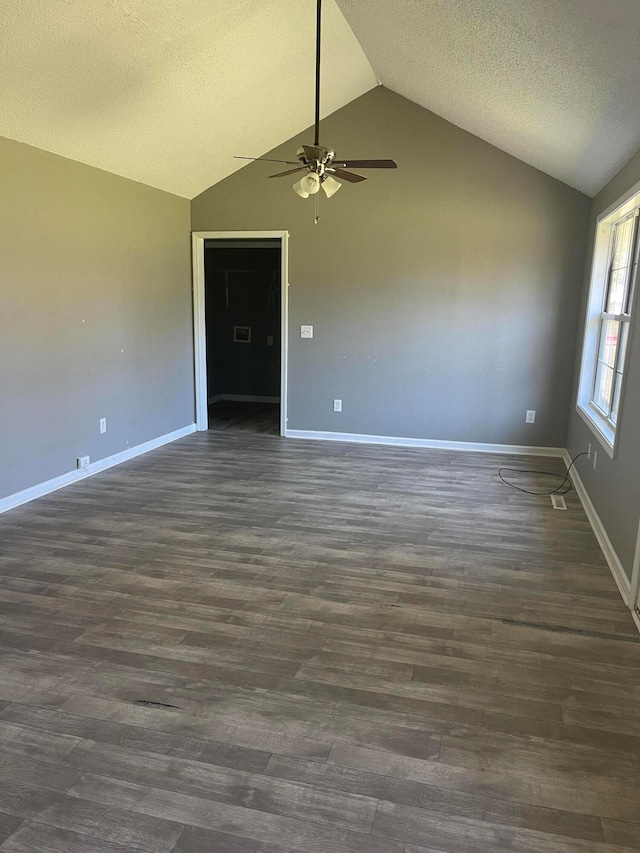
[577,187,640,457]
[592,212,637,421]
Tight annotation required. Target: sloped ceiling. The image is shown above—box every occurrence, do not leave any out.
[1,1,639,199]
[337,0,640,196]
[0,0,376,198]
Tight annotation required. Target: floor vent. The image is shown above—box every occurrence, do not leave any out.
[550,494,567,510]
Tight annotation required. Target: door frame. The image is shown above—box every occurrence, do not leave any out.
[191,230,289,434]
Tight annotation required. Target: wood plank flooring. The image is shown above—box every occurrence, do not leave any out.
[0,431,639,852]
[208,401,280,435]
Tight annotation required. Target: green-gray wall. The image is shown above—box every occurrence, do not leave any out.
[0,136,194,501]
[567,146,640,580]
[192,88,590,446]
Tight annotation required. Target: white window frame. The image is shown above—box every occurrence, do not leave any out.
[576,182,640,458]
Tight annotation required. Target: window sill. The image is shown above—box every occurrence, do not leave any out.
[576,401,616,459]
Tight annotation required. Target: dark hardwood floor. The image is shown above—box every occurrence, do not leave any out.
[0,431,639,852]
[208,401,280,435]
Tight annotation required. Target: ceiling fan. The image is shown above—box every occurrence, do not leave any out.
[234,0,397,221]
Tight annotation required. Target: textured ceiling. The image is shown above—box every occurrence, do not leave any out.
[2,2,639,199]
[0,0,376,198]
[337,0,640,196]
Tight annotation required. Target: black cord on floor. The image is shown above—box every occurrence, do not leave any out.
[498,452,587,496]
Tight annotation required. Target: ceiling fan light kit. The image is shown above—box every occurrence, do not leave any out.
[321,174,342,198]
[292,181,310,199]
[234,0,397,222]
[294,171,321,197]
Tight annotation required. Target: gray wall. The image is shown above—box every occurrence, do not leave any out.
[0,136,194,501]
[567,147,640,580]
[192,87,590,446]
[205,246,281,399]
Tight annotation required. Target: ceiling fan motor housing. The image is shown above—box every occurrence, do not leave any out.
[298,146,334,166]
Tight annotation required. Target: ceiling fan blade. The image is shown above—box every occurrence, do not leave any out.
[268,167,307,178]
[332,168,367,183]
[333,159,398,169]
[302,145,326,162]
[234,156,300,165]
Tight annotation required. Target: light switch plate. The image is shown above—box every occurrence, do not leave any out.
[267,335,273,346]
[300,325,313,338]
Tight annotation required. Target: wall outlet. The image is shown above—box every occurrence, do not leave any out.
[300,325,313,339]
[100,418,107,434]
[77,455,90,470]
[333,399,342,412]
[587,442,591,460]
[525,410,536,424]
[267,335,273,346]
[593,450,597,470]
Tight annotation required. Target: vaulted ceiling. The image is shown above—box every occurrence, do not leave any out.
[1,0,639,199]
[0,0,376,198]
[338,0,640,197]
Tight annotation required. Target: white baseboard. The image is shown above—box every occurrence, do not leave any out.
[284,429,566,457]
[563,450,633,611]
[210,394,280,404]
[0,424,196,515]
[88,424,196,475]
[0,469,87,516]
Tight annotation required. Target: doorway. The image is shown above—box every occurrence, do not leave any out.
[192,231,289,435]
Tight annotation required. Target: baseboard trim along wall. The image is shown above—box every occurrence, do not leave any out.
[562,450,632,610]
[284,429,566,457]
[209,394,280,404]
[0,424,197,515]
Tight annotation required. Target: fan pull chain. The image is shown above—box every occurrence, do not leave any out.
[314,191,320,224]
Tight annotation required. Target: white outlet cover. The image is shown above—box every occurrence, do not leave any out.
[526,410,536,423]
[300,325,313,338]
[100,418,107,434]
[333,399,342,412]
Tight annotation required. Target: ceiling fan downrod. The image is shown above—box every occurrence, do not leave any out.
[315,0,322,148]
